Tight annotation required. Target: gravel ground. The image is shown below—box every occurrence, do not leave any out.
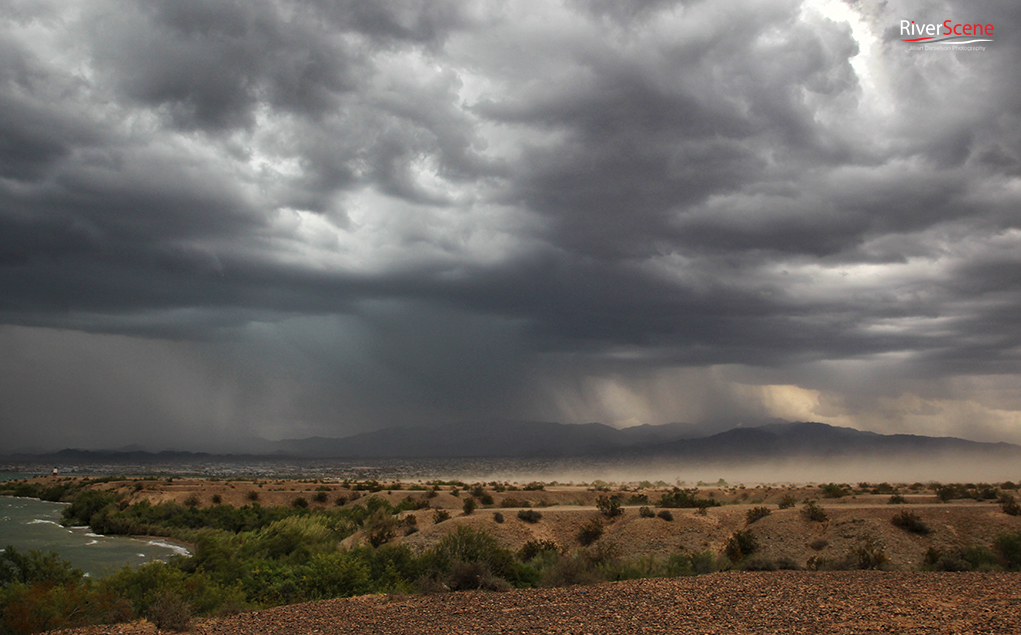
[60,571,1021,635]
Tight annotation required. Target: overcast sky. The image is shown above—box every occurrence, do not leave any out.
[2,0,1020,452]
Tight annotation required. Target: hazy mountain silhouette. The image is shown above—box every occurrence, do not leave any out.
[5,420,1019,463]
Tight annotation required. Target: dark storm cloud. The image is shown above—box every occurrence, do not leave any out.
[2,0,1021,448]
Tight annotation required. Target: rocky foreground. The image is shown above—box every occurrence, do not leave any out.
[64,571,1020,635]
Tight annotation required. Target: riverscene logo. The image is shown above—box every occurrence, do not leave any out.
[901,20,994,49]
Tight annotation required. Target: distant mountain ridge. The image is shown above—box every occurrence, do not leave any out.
[4,420,1019,463]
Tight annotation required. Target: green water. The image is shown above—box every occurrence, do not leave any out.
[0,497,189,578]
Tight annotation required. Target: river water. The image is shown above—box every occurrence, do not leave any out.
[0,496,189,578]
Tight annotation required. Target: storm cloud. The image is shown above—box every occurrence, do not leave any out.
[2,0,1020,451]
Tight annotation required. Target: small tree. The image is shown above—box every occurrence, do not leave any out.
[462,497,477,515]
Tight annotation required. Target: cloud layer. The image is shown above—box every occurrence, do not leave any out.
[2,0,1020,450]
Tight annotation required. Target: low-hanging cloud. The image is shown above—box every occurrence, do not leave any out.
[2,0,1021,451]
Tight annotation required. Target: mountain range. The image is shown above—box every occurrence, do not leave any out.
[5,420,1020,463]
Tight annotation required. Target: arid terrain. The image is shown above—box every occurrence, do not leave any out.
[8,475,1021,634]
[59,571,1021,635]
[66,475,1021,570]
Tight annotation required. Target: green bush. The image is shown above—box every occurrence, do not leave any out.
[638,506,655,518]
[492,512,504,523]
[302,552,371,600]
[665,550,717,576]
[0,546,84,587]
[462,497,477,515]
[777,494,796,509]
[61,490,121,527]
[432,510,451,524]
[888,494,907,504]
[995,531,1021,570]
[657,510,673,522]
[519,539,560,562]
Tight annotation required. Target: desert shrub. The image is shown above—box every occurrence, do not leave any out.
[433,526,516,584]
[462,497,477,515]
[995,531,1021,570]
[147,591,191,632]
[365,510,398,548]
[891,511,930,534]
[446,561,511,592]
[523,482,545,491]
[740,557,779,571]
[539,554,602,587]
[819,483,847,499]
[313,491,329,504]
[596,495,623,518]
[935,484,957,503]
[888,494,907,504]
[657,510,674,521]
[492,512,504,523]
[291,497,308,509]
[212,494,223,504]
[501,497,530,508]
[638,506,655,518]
[246,491,259,502]
[301,552,372,600]
[658,489,720,509]
[777,494,796,509]
[517,509,542,523]
[724,530,758,563]
[800,501,828,523]
[577,518,604,546]
[519,539,560,562]
[665,550,717,576]
[477,493,495,505]
[432,510,451,524]
[184,494,201,508]
[628,494,650,505]
[999,493,1021,516]
[850,536,889,570]
[871,482,896,494]
[745,507,771,524]
[808,538,829,551]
